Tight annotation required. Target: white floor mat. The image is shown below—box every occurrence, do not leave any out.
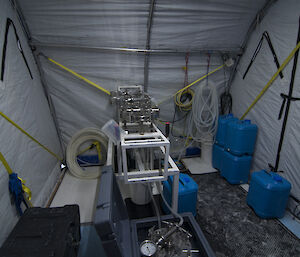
[50,168,100,223]
[182,157,217,174]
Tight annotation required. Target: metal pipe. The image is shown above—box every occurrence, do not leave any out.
[46,167,67,207]
[30,41,243,55]
[144,0,156,92]
[36,53,66,160]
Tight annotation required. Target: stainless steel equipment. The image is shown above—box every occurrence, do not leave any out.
[110,85,180,211]
[111,85,159,133]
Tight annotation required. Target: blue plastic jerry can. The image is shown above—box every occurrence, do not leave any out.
[225,119,258,156]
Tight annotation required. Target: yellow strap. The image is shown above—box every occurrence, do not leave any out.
[18,176,33,204]
[240,41,300,120]
[77,141,102,162]
[94,141,102,162]
[0,152,13,175]
[0,152,33,207]
[48,58,111,96]
[158,64,225,106]
[176,64,225,95]
[0,111,63,161]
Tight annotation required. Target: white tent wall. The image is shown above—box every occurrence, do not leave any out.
[18,0,265,149]
[38,49,231,148]
[0,0,63,245]
[230,0,300,200]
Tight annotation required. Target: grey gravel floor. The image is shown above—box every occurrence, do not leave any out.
[192,172,300,257]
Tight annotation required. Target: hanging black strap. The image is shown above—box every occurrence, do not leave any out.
[273,16,300,172]
[1,18,33,81]
[243,31,284,80]
[278,93,300,120]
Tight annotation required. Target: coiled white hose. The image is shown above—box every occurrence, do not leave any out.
[66,128,108,179]
[185,80,219,144]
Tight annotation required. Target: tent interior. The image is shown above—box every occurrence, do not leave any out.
[0,0,300,256]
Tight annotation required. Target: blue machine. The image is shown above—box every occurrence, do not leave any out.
[221,151,252,184]
[212,144,224,171]
[163,173,198,216]
[247,170,291,218]
[225,119,258,156]
[215,114,237,146]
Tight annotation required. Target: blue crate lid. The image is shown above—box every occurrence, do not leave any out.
[251,170,291,192]
[164,173,198,196]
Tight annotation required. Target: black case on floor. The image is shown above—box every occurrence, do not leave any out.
[0,205,81,257]
[94,166,215,257]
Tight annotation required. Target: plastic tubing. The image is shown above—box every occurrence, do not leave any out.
[148,183,161,229]
[66,128,108,179]
[156,182,183,227]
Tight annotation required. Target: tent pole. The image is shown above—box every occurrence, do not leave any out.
[274,17,300,172]
[10,0,66,162]
[35,54,66,161]
[144,0,156,92]
[30,42,242,55]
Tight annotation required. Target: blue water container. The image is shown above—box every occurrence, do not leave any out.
[225,119,258,156]
[221,151,252,184]
[247,170,291,218]
[212,144,224,171]
[163,173,198,216]
[215,114,237,146]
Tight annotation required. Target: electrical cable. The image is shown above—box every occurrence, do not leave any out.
[174,53,194,111]
[66,128,108,179]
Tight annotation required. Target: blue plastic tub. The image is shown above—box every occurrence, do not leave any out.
[215,114,237,147]
[212,144,224,171]
[247,170,291,218]
[225,119,258,156]
[221,150,252,184]
[163,173,198,216]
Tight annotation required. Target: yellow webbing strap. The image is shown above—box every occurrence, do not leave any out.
[47,58,111,96]
[0,152,33,207]
[95,142,102,163]
[176,64,225,96]
[240,41,300,120]
[77,141,102,162]
[0,111,63,161]
[0,152,13,175]
[18,176,33,206]
[158,63,225,106]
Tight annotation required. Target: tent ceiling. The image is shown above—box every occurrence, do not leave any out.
[19,0,267,52]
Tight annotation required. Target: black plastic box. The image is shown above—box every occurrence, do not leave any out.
[94,166,215,257]
[0,205,81,257]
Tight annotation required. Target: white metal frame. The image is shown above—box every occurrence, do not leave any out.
[119,124,177,182]
[115,123,179,212]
